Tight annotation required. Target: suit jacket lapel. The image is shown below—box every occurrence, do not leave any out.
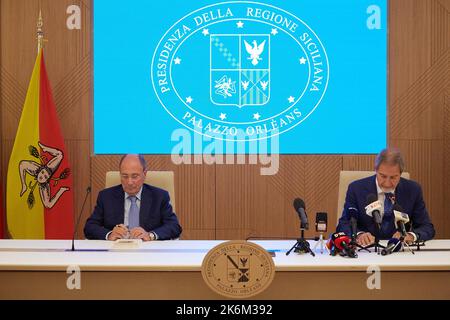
[366,175,378,196]
[112,185,125,223]
[139,184,152,226]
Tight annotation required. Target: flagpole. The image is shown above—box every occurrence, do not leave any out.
[37,10,45,53]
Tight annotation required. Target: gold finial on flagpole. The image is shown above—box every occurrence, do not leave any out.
[37,10,47,53]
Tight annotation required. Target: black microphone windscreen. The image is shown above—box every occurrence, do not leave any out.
[293,198,305,211]
[366,193,378,205]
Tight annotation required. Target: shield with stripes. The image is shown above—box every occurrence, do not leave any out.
[210,34,270,108]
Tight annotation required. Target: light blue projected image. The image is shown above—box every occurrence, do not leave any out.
[94,0,387,154]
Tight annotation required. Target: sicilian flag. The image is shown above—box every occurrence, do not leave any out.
[6,49,74,239]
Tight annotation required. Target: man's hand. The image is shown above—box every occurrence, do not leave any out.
[356,232,375,246]
[108,224,129,241]
[129,227,152,241]
[392,231,415,243]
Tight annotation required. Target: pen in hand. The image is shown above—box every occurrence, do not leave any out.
[115,224,130,239]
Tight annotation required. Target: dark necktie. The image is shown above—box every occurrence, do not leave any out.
[381,192,395,237]
[385,192,394,213]
[128,196,139,229]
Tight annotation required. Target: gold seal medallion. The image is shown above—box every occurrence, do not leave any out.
[201,241,275,298]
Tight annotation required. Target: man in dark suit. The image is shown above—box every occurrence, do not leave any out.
[337,148,435,246]
[84,154,182,241]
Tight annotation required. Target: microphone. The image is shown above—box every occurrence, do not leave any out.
[326,236,337,256]
[286,198,315,256]
[331,232,358,258]
[393,204,410,237]
[348,207,359,241]
[365,194,382,228]
[315,212,328,232]
[293,198,309,230]
[381,238,402,255]
[71,186,91,251]
[313,212,329,254]
[347,207,371,252]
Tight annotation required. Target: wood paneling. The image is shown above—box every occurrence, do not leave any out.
[444,91,450,237]
[1,0,449,239]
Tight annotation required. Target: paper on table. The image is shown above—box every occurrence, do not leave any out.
[111,239,142,250]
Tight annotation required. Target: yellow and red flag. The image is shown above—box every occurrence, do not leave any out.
[6,49,74,239]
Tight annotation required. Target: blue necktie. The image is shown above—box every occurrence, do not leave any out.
[384,192,394,214]
[128,196,139,229]
[381,192,394,237]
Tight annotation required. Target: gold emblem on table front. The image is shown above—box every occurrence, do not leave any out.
[201,240,275,298]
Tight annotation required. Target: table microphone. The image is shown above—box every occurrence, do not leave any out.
[393,204,410,237]
[348,207,359,242]
[331,232,358,258]
[71,186,91,251]
[365,194,382,228]
[326,236,336,254]
[293,198,309,230]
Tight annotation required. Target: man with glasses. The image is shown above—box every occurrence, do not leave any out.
[337,148,435,246]
[84,154,182,241]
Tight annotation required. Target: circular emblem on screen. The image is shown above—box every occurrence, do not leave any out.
[151,1,329,141]
[201,240,275,298]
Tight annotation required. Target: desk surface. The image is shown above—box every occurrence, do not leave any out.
[1,239,450,272]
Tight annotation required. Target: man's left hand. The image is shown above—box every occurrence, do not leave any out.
[392,231,415,243]
[129,227,152,241]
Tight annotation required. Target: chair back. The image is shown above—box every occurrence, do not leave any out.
[336,170,410,224]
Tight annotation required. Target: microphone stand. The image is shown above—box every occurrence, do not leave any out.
[312,232,329,254]
[360,225,385,254]
[351,239,370,252]
[286,228,315,257]
[70,187,91,251]
[361,237,385,254]
[413,240,426,251]
[349,216,370,252]
[398,232,415,255]
[66,187,107,252]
